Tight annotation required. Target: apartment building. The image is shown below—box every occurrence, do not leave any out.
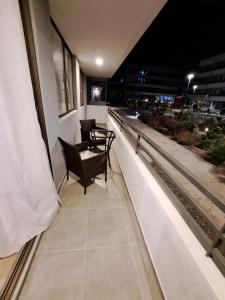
[195,52,225,109]
[108,64,185,105]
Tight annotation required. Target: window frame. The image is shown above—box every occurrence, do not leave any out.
[51,19,76,118]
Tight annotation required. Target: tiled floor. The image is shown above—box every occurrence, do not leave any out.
[19,150,163,300]
[0,253,17,291]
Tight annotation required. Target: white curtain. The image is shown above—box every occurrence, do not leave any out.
[0,0,59,257]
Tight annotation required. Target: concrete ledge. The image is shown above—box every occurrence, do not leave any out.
[107,115,225,300]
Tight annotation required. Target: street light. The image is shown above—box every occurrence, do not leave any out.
[184,73,195,105]
[191,85,198,104]
[181,73,195,113]
[186,73,195,93]
[193,84,198,94]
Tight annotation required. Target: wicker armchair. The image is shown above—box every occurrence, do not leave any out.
[58,137,108,194]
[80,119,106,148]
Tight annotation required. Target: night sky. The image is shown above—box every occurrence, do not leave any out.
[125,0,225,71]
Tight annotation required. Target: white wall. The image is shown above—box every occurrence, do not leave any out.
[29,0,87,188]
[87,105,108,124]
[107,115,225,300]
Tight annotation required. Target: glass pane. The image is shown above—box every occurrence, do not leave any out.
[64,48,74,111]
[89,79,106,105]
[51,25,66,116]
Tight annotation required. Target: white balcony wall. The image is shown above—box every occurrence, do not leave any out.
[87,105,108,124]
[29,0,87,189]
[107,115,225,300]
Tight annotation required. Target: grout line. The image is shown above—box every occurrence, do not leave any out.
[36,243,139,254]
[130,244,153,300]
[114,150,151,299]
[61,206,125,212]
[82,211,88,300]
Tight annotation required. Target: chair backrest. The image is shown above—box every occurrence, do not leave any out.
[80,119,96,131]
[58,137,83,177]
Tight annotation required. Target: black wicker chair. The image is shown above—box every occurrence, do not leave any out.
[58,137,108,194]
[80,119,106,148]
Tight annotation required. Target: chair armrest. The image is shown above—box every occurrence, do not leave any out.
[82,150,108,179]
[82,150,108,164]
[92,128,107,137]
[74,141,88,152]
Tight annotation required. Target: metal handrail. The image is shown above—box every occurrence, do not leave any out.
[109,107,225,276]
[109,108,225,213]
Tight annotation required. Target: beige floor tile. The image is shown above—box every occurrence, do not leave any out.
[132,245,164,300]
[87,178,124,209]
[38,210,88,252]
[59,181,88,211]
[20,250,84,300]
[84,246,142,300]
[87,209,129,248]
[109,150,122,173]
[0,253,17,290]
[123,204,144,245]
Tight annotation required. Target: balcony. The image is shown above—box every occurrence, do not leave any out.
[19,148,163,300]
[16,107,225,300]
[1,0,225,299]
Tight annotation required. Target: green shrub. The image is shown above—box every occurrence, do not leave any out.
[156,115,168,127]
[208,142,225,165]
[205,117,218,129]
[175,131,194,146]
[138,113,156,128]
[206,129,224,141]
[184,118,196,132]
[219,121,225,134]
[198,138,214,150]
[138,113,150,123]
[164,117,179,135]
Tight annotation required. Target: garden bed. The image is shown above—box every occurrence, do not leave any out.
[138,111,225,169]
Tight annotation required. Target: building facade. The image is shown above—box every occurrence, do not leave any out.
[108,64,186,106]
[195,53,225,110]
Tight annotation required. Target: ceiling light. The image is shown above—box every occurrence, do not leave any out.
[95,57,103,66]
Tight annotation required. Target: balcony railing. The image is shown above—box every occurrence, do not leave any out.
[109,107,225,277]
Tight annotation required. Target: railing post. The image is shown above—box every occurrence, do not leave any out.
[135,134,140,154]
[206,223,225,257]
[120,120,123,131]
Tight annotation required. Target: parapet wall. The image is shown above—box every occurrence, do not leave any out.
[107,115,225,300]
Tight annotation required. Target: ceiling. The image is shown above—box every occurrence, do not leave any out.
[49,0,166,78]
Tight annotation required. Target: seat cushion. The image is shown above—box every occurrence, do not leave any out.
[80,150,98,160]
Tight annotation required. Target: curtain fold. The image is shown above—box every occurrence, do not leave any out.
[0,0,59,257]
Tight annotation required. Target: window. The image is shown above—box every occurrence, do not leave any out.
[88,78,107,105]
[51,21,75,117]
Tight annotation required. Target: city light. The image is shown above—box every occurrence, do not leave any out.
[193,85,198,91]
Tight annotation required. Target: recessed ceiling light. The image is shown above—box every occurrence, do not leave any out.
[95,57,103,66]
